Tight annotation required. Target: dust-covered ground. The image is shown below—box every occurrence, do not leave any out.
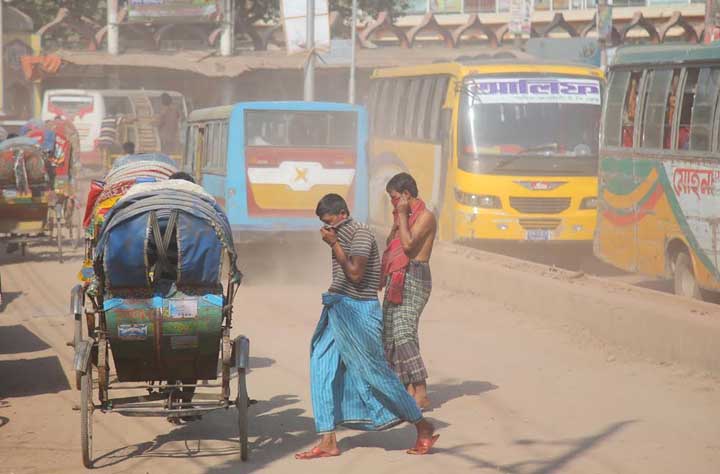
[1,234,719,474]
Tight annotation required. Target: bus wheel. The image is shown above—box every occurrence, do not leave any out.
[674,252,702,299]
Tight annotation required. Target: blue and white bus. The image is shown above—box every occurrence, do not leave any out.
[184,101,369,239]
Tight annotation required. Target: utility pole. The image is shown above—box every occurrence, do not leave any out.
[108,0,119,55]
[348,0,357,104]
[303,0,315,101]
[0,0,5,116]
[220,0,235,57]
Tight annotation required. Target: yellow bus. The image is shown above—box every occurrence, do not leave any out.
[366,57,604,243]
[595,44,720,300]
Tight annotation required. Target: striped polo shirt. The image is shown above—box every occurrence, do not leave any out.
[329,218,381,300]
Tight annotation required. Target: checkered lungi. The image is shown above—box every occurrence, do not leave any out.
[382,261,432,385]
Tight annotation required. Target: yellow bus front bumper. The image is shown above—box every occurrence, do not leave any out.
[453,205,597,242]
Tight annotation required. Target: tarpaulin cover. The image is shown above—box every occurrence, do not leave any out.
[95,184,240,291]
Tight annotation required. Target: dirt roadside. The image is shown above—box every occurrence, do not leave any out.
[433,243,720,377]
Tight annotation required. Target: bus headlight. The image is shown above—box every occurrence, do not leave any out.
[454,189,501,209]
[580,197,597,209]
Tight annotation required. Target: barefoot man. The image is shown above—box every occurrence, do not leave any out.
[381,173,437,410]
[296,194,438,460]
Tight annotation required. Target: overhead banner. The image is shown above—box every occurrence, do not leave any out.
[281,0,331,55]
[509,0,533,36]
[466,77,602,105]
[127,0,221,24]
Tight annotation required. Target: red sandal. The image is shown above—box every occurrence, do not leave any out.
[295,446,341,460]
[407,434,440,455]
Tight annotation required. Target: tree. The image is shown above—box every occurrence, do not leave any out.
[13,0,106,30]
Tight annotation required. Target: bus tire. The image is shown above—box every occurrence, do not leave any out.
[674,251,702,300]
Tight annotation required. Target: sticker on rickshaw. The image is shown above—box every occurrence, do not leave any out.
[170,335,199,350]
[168,299,198,319]
[118,324,148,340]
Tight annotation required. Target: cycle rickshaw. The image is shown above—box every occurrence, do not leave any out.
[0,134,77,263]
[71,154,249,468]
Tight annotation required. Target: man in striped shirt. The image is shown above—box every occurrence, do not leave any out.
[296,194,438,460]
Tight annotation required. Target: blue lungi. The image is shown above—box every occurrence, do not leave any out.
[310,292,423,434]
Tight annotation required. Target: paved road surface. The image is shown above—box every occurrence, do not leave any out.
[0,239,719,474]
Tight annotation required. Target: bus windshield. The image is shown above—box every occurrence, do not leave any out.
[48,95,94,119]
[459,76,601,175]
[245,110,357,148]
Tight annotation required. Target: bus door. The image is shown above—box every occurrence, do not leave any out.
[601,69,639,272]
[243,109,359,224]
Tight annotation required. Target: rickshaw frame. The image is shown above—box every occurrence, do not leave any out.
[69,186,250,468]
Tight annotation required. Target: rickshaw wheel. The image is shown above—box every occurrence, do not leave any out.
[237,368,249,461]
[81,364,94,468]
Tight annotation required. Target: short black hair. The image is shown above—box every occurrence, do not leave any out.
[169,171,195,183]
[386,172,418,198]
[161,93,172,106]
[315,193,349,218]
[7,133,18,139]
[122,141,135,154]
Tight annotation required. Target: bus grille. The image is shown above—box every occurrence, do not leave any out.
[510,197,571,214]
[519,219,561,230]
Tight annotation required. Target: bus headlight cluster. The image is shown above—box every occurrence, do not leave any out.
[454,189,501,209]
[580,197,598,209]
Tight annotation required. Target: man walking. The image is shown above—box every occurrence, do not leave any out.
[296,193,438,460]
[381,173,437,410]
[155,93,181,154]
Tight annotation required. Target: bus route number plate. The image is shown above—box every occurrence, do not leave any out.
[525,230,551,241]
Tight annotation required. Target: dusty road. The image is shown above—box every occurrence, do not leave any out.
[1,238,719,474]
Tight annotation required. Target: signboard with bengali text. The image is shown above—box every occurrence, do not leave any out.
[466,77,602,105]
[127,0,221,24]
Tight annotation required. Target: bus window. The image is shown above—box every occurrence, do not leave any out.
[622,71,642,148]
[677,68,700,151]
[392,78,411,138]
[183,125,196,172]
[689,68,720,152]
[245,110,357,148]
[604,70,630,148]
[203,122,223,172]
[640,69,673,149]
[367,81,382,135]
[404,78,423,138]
[376,80,396,136]
[104,97,133,116]
[663,70,681,149]
[428,76,449,141]
[416,78,436,140]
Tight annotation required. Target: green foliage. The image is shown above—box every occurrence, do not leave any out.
[15,0,107,29]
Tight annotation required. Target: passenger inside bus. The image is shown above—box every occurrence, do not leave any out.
[677,70,698,151]
[622,75,640,148]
